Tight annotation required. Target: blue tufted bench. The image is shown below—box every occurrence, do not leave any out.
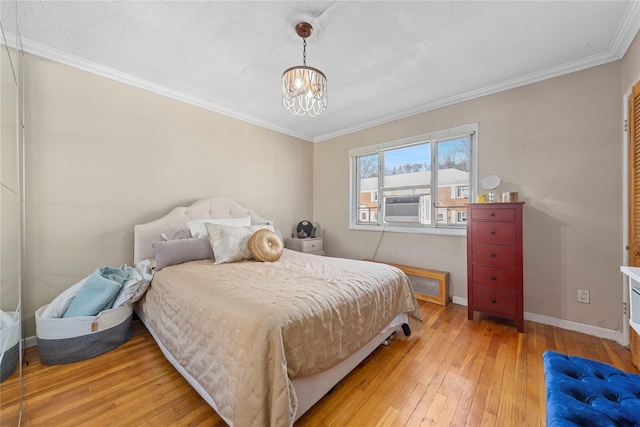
[543,350,640,426]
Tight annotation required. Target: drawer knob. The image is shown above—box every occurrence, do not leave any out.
[489,212,495,216]
[490,275,496,280]
[489,230,496,235]
[490,252,496,257]
[490,298,497,303]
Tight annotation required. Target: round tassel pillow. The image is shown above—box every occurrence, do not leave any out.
[249,229,284,262]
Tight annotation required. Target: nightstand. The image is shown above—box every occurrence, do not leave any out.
[285,237,323,255]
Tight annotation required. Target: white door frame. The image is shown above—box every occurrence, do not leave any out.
[622,85,630,347]
[622,76,640,347]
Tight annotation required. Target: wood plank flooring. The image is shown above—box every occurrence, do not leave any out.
[1,301,636,426]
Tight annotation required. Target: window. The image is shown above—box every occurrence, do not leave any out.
[350,123,477,235]
[455,185,469,199]
[356,153,379,224]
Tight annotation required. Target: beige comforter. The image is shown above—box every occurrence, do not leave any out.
[139,249,421,427]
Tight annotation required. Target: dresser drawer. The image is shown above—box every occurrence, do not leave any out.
[300,239,322,253]
[472,286,517,317]
[286,237,323,254]
[471,221,515,244]
[472,243,516,268]
[470,207,516,222]
[471,265,516,291]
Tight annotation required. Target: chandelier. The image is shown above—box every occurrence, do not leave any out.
[282,22,327,117]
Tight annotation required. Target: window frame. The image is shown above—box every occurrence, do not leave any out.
[455,185,469,199]
[349,123,478,236]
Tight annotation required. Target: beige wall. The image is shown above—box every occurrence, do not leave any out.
[23,54,314,336]
[314,61,625,331]
[22,30,640,337]
[623,32,639,92]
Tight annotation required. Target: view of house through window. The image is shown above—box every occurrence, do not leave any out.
[436,136,472,225]
[351,124,476,232]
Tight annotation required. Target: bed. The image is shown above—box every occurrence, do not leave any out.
[133,197,422,427]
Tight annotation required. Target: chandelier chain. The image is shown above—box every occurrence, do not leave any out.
[302,38,307,66]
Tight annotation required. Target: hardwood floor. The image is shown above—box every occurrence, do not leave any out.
[1,301,636,426]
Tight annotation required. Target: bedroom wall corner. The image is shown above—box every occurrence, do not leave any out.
[622,30,640,92]
[313,61,624,333]
[23,53,313,337]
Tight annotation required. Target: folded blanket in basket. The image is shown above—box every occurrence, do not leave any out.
[99,266,131,285]
[63,267,130,318]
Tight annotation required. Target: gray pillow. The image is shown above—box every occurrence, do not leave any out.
[153,237,214,271]
[161,228,192,241]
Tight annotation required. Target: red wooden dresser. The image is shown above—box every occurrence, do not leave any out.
[467,202,524,332]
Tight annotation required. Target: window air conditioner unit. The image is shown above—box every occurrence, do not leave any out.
[384,195,422,223]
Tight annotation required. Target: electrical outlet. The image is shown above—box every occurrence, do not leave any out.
[578,289,590,304]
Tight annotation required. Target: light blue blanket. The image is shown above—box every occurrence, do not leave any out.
[98,266,130,286]
[62,267,130,318]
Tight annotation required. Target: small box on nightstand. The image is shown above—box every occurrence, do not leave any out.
[286,237,323,255]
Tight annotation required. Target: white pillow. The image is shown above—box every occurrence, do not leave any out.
[205,223,274,265]
[112,262,153,308]
[187,216,251,238]
[40,276,90,318]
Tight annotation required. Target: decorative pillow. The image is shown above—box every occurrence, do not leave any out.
[161,228,192,241]
[187,216,251,238]
[153,237,214,271]
[205,223,274,265]
[249,229,284,262]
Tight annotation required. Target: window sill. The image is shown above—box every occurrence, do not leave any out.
[349,224,467,236]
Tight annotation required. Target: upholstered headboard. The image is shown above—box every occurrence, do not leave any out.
[133,197,273,264]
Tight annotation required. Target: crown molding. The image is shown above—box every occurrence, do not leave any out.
[312,2,640,142]
[312,50,622,142]
[610,0,640,59]
[18,37,315,143]
[9,2,639,146]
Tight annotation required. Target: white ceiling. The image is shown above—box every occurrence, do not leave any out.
[9,1,640,142]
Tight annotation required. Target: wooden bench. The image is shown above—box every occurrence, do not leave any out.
[364,260,449,306]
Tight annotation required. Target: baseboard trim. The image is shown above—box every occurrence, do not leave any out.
[452,297,623,344]
[524,312,623,344]
[452,296,467,306]
[24,335,38,349]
